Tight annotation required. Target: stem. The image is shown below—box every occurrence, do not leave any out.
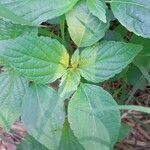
[60,15,65,41]
[118,105,150,114]
[105,0,112,4]
[65,30,74,55]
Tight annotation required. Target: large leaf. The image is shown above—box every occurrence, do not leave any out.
[17,134,48,150]
[87,0,107,23]
[68,83,121,149]
[66,0,109,47]
[21,84,65,149]
[111,0,150,38]
[0,19,37,40]
[0,34,69,84]
[79,41,142,83]
[0,70,27,130]
[0,0,78,26]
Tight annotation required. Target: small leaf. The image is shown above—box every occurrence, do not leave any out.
[0,0,79,25]
[66,0,109,47]
[0,70,27,130]
[68,83,121,149]
[0,34,69,84]
[17,134,48,150]
[127,64,147,90]
[134,59,150,83]
[131,34,150,83]
[0,19,37,40]
[111,0,150,38]
[58,69,81,100]
[131,34,150,56]
[71,50,80,67]
[22,84,65,149]
[87,0,107,23]
[79,41,142,83]
[117,123,132,142]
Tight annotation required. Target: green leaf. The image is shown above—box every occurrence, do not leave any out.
[129,35,150,83]
[131,35,150,83]
[0,3,31,26]
[87,0,107,23]
[68,83,121,149]
[0,70,27,130]
[0,19,37,40]
[0,34,69,84]
[131,34,150,56]
[58,69,81,100]
[117,123,132,142]
[104,30,122,41]
[134,59,150,83]
[71,49,80,66]
[21,84,65,149]
[111,0,150,38]
[0,0,79,26]
[58,119,84,150]
[79,41,142,83]
[66,0,109,47]
[59,50,81,100]
[114,25,128,41]
[127,64,147,90]
[17,134,48,150]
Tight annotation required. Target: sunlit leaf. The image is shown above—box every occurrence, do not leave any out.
[0,34,69,84]
[87,0,107,23]
[68,83,121,149]
[66,0,109,47]
[0,19,37,40]
[79,41,142,83]
[0,0,79,25]
[111,0,150,38]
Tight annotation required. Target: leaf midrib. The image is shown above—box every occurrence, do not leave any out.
[81,85,97,137]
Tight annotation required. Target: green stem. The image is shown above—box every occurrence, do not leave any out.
[118,105,150,114]
[60,15,65,41]
[65,30,74,55]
